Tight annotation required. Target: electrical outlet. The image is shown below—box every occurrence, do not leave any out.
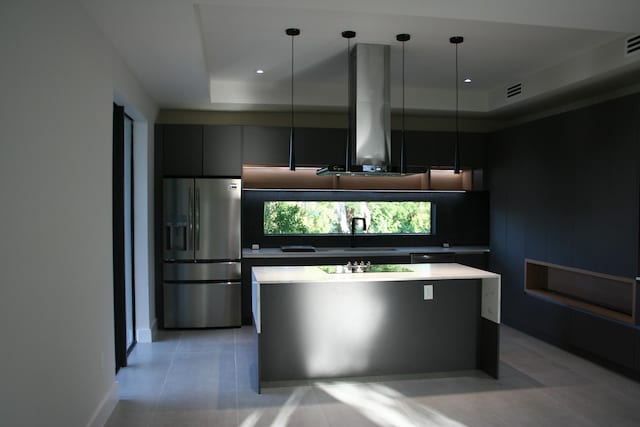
[423,284,433,300]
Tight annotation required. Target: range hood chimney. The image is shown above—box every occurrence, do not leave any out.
[317,43,416,176]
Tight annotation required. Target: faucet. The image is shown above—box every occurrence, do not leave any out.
[350,217,367,247]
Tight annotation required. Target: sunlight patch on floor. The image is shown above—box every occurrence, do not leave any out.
[316,381,467,427]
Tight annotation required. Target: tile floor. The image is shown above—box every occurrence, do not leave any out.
[106,325,640,427]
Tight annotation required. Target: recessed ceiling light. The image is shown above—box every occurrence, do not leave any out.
[464,78,472,83]
[256,69,264,74]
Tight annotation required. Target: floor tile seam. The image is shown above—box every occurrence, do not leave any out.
[117,340,178,427]
[591,380,640,406]
[147,341,180,426]
[500,351,593,380]
[524,386,606,427]
[305,381,333,427]
[173,348,237,354]
[234,328,240,426]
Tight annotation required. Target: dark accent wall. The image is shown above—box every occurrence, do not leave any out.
[488,93,640,371]
[242,190,489,249]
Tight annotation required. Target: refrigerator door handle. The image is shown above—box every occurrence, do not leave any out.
[195,187,200,251]
[188,186,194,251]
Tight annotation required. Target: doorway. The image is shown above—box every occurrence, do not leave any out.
[113,103,136,372]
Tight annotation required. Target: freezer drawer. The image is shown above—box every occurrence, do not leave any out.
[163,282,241,328]
[164,262,241,281]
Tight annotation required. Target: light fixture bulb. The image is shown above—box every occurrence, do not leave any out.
[464,78,471,83]
[256,69,264,74]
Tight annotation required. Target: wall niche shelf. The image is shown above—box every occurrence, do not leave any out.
[524,259,636,324]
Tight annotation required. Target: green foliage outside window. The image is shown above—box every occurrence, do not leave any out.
[264,201,432,235]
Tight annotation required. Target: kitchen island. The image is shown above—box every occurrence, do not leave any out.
[251,263,500,391]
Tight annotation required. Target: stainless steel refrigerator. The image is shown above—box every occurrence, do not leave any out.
[163,178,241,328]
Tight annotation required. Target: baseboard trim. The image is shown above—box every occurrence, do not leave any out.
[136,318,158,343]
[86,380,118,427]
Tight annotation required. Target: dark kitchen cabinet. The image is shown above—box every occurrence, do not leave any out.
[161,124,242,177]
[456,253,488,270]
[203,125,242,176]
[392,130,487,169]
[296,127,347,166]
[391,130,436,169]
[459,133,488,169]
[243,126,290,165]
[568,310,636,370]
[636,330,640,372]
[400,131,454,168]
[162,125,203,176]
[243,126,347,167]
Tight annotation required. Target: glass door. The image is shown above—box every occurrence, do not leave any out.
[113,104,136,373]
[124,114,135,353]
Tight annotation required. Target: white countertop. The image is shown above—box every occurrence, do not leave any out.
[252,262,499,284]
[251,263,501,326]
[243,246,489,259]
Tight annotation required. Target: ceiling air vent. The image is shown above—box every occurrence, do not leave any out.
[506,83,522,98]
[626,34,640,56]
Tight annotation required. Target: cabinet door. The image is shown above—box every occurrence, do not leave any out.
[296,128,347,166]
[394,131,451,168]
[162,125,203,176]
[455,253,488,269]
[242,126,290,166]
[203,125,242,176]
[405,131,487,169]
[568,310,635,369]
[459,133,488,169]
[636,330,640,373]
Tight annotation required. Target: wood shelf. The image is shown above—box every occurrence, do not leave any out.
[524,259,636,324]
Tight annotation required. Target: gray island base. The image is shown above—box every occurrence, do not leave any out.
[251,263,501,392]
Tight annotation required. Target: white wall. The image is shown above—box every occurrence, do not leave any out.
[0,1,157,426]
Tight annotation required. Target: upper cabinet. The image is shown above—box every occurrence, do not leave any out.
[242,126,290,166]
[161,124,242,177]
[159,124,486,176]
[295,128,347,166]
[242,126,347,167]
[203,125,242,176]
[162,124,203,176]
[392,131,488,169]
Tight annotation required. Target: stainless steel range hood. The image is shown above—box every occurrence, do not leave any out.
[317,43,417,176]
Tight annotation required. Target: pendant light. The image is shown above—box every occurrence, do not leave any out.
[342,30,356,173]
[286,28,300,171]
[396,33,410,175]
[450,36,463,174]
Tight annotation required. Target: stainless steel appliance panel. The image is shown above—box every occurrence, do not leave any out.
[163,178,194,261]
[194,178,241,260]
[163,282,241,328]
[353,44,391,167]
[164,262,241,282]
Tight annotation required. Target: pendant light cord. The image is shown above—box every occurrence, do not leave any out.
[401,39,406,174]
[342,30,355,172]
[396,33,410,175]
[455,41,459,157]
[290,34,294,132]
[346,35,351,171]
[450,36,463,174]
[403,41,407,141]
[286,28,300,171]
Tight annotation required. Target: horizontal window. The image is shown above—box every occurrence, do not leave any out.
[264,201,432,235]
